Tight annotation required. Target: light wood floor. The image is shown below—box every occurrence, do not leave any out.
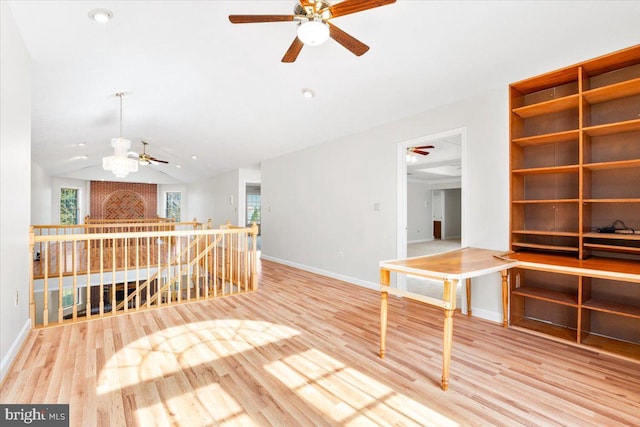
[2,259,639,426]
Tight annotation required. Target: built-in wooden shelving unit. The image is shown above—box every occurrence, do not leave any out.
[508,44,640,362]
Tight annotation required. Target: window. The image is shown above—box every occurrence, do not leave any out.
[60,188,79,225]
[166,192,181,222]
[62,288,79,308]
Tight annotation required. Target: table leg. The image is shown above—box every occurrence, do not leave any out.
[441,278,456,391]
[466,278,471,317]
[501,269,508,328]
[380,268,390,359]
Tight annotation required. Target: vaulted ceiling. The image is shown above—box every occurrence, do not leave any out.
[7,1,639,184]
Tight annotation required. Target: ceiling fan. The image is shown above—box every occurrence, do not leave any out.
[407,145,435,156]
[229,0,397,62]
[128,141,169,165]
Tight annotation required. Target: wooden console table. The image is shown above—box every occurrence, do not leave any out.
[379,247,517,391]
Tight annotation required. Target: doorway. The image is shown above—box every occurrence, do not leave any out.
[397,127,466,308]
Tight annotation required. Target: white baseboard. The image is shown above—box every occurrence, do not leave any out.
[260,255,379,291]
[470,307,502,324]
[0,318,31,384]
[407,238,434,244]
[259,255,503,324]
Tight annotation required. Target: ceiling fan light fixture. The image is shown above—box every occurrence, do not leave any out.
[297,20,329,46]
[301,88,315,98]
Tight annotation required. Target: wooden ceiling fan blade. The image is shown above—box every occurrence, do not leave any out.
[415,145,435,149]
[229,15,295,24]
[328,0,396,18]
[413,150,430,156]
[282,37,304,62]
[149,157,169,164]
[328,23,369,56]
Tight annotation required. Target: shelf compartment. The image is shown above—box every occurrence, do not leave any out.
[580,309,640,348]
[583,118,640,137]
[513,286,578,306]
[585,168,640,199]
[579,333,640,362]
[586,93,640,127]
[512,94,579,119]
[583,77,640,104]
[583,298,640,319]
[512,139,579,170]
[511,318,578,342]
[512,130,579,147]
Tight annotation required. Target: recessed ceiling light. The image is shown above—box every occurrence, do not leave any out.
[88,8,113,23]
[301,88,315,99]
[72,155,88,160]
[176,164,182,168]
[191,155,198,160]
[77,142,86,147]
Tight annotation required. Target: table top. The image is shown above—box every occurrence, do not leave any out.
[380,247,517,280]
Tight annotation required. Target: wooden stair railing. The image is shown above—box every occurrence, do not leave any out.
[115,233,222,311]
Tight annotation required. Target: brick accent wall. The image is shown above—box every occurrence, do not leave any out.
[90,181,157,219]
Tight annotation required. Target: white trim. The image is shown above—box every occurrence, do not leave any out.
[0,318,31,383]
[260,255,379,291]
[397,127,468,291]
[407,238,434,244]
[469,307,502,324]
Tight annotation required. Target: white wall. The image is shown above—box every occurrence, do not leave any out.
[407,180,432,243]
[262,85,509,320]
[187,169,239,227]
[1,2,32,381]
[31,161,52,225]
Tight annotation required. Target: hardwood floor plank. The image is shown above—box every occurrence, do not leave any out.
[2,259,639,426]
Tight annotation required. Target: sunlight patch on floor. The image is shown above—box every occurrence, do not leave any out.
[265,348,459,427]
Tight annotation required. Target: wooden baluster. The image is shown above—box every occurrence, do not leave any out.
[146,236,151,307]
[43,243,49,327]
[111,237,116,315]
[58,240,63,324]
[86,235,91,320]
[250,223,258,291]
[72,240,78,321]
[135,237,140,310]
[99,239,104,316]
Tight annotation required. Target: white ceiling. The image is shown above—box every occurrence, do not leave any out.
[6,1,640,184]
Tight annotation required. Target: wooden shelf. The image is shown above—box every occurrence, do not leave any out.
[580,333,640,362]
[512,199,579,204]
[583,159,640,171]
[512,130,579,147]
[513,286,578,306]
[512,94,579,119]
[511,242,579,252]
[511,318,577,342]
[583,232,640,241]
[583,298,640,319]
[583,243,640,255]
[512,230,579,237]
[583,198,640,203]
[583,118,640,137]
[583,78,640,104]
[512,165,579,175]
